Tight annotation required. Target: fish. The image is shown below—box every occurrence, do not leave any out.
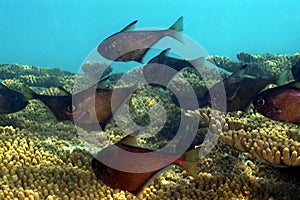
[143,48,204,87]
[92,134,199,196]
[292,59,300,80]
[26,79,137,127]
[71,82,137,124]
[0,82,30,114]
[25,87,73,120]
[204,65,288,112]
[97,17,183,63]
[253,81,300,124]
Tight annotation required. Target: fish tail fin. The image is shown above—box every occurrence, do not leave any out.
[274,69,289,86]
[169,16,184,43]
[190,57,205,68]
[181,147,200,178]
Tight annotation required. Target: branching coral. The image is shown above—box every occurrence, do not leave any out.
[189,107,300,168]
[0,63,75,89]
[0,56,300,199]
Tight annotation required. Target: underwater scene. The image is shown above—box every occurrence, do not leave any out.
[1,1,300,200]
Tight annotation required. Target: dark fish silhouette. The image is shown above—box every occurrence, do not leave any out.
[92,135,199,196]
[254,81,300,124]
[0,83,29,114]
[205,65,288,112]
[143,48,204,87]
[97,17,183,63]
[292,59,300,80]
[26,80,137,126]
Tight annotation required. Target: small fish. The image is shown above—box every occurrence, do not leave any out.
[205,65,288,112]
[26,80,137,126]
[292,59,300,80]
[92,135,199,196]
[143,48,204,87]
[253,81,300,124]
[97,17,183,63]
[0,83,29,114]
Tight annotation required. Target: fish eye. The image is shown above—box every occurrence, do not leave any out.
[256,97,265,106]
[66,103,76,113]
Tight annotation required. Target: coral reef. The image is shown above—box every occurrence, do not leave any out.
[209,52,300,78]
[0,63,75,90]
[189,107,300,168]
[0,54,300,199]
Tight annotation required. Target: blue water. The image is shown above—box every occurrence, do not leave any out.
[1,0,299,73]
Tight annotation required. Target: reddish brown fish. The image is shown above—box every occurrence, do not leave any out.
[205,65,288,112]
[254,81,300,124]
[92,135,199,196]
[72,83,137,124]
[26,81,137,126]
[97,17,183,63]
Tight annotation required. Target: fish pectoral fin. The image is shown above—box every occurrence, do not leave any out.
[119,20,138,32]
[181,146,200,178]
[119,133,139,147]
[228,86,240,102]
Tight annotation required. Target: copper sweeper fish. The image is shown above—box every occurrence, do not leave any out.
[0,82,30,114]
[254,80,300,124]
[26,80,137,127]
[143,48,204,87]
[204,65,288,112]
[92,135,200,196]
[97,17,183,63]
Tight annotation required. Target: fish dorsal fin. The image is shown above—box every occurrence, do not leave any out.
[119,20,138,33]
[230,64,248,78]
[158,48,171,57]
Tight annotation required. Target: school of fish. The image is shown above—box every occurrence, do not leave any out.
[1,16,299,196]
